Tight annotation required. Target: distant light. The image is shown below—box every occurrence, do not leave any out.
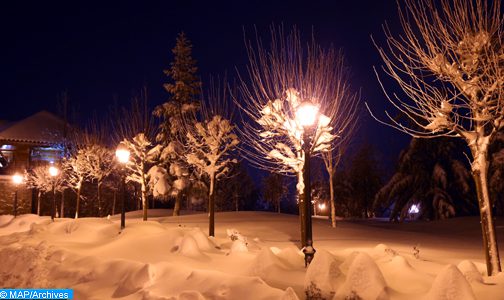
[409,204,420,214]
[49,166,59,177]
[115,145,130,164]
[295,101,319,127]
[12,173,23,185]
[318,203,326,210]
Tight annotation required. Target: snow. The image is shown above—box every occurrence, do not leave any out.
[335,252,388,299]
[0,211,503,299]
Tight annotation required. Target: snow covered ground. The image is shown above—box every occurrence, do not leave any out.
[0,210,503,299]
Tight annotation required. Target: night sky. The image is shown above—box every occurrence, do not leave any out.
[1,1,409,169]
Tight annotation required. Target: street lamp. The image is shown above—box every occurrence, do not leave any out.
[116,143,130,231]
[11,173,23,217]
[48,166,59,221]
[296,100,319,267]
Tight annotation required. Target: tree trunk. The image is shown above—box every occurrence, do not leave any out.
[60,189,65,218]
[173,193,181,216]
[277,197,281,213]
[141,179,148,221]
[472,147,502,276]
[75,181,83,219]
[329,171,336,228]
[97,181,102,217]
[37,190,41,216]
[209,174,215,237]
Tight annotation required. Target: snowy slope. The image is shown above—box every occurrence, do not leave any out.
[0,210,503,299]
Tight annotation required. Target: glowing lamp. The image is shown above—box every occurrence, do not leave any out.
[116,144,130,164]
[49,166,59,177]
[409,204,420,214]
[318,203,326,211]
[295,101,319,127]
[12,173,23,185]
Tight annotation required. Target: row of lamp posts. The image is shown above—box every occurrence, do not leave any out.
[7,144,130,230]
[7,102,319,265]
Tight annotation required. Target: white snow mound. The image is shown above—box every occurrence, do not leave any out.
[178,234,206,258]
[113,263,156,297]
[424,264,476,300]
[335,252,389,300]
[457,260,483,283]
[188,227,217,251]
[304,249,342,299]
[230,239,248,253]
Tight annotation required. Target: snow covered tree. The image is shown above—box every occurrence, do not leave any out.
[186,113,239,236]
[121,133,162,221]
[262,172,288,213]
[154,32,201,141]
[25,166,51,215]
[62,154,87,219]
[238,27,355,246]
[112,89,159,221]
[371,0,503,275]
[81,144,115,217]
[153,32,201,215]
[25,165,64,216]
[157,139,192,216]
[374,137,474,222]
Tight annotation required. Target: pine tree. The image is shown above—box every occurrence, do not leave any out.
[349,144,382,218]
[154,32,201,142]
[489,131,504,216]
[374,138,475,221]
[262,172,288,213]
[153,32,201,216]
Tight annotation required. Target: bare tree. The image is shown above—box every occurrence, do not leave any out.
[321,66,359,228]
[370,0,503,275]
[237,26,357,246]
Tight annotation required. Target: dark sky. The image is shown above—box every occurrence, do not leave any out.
[1,0,409,168]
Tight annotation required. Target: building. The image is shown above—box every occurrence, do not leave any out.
[0,111,67,215]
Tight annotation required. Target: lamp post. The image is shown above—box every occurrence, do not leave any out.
[295,100,319,267]
[115,143,130,231]
[48,166,59,221]
[11,173,23,217]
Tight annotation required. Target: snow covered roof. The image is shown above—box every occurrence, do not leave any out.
[0,111,66,145]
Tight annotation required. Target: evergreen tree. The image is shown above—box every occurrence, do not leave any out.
[489,131,504,216]
[374,138,475,221]
[214,163,257,212]
[154,32,201,142]
[328,145,382,219]
[262,172,288,213]
[153,32,201,216]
